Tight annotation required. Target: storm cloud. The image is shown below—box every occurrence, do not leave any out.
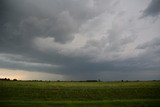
[0,0,160,81]
[142,0,160,17]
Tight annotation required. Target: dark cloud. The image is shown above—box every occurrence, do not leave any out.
[0,0,109,47]
[143,0,160,17]
[0,0,160,80]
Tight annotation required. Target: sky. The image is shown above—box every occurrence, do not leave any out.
[0,0,160,81]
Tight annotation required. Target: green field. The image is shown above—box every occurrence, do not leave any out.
[0,81,160,107]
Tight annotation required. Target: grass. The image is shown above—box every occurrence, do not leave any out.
[0,81,160,107]
[1,99,160,107]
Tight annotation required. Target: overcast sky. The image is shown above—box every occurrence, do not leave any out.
[0,0,160,81]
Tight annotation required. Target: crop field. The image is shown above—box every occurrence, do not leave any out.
[0,81,160,107]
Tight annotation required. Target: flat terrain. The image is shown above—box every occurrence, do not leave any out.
[0,81,160,107]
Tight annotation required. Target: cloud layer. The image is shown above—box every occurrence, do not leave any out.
[0,0,160,80]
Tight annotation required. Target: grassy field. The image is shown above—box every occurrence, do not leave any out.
[0,81,160,107]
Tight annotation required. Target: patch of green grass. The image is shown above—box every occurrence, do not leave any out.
[1,81,160,101]
[1,99,160,107]
[0,81,160,107]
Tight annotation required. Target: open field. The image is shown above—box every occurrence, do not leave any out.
[0,81,160,107]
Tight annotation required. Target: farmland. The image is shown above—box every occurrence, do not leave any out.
[0,81,160,107]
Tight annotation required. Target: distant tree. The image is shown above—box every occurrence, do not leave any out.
[13,79,17,81]
[0,78,10,81]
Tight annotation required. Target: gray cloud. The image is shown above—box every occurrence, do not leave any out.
[136,37,160,49]
[0,0,110,47]
[143,0,160,17]
[0,0,160,80]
